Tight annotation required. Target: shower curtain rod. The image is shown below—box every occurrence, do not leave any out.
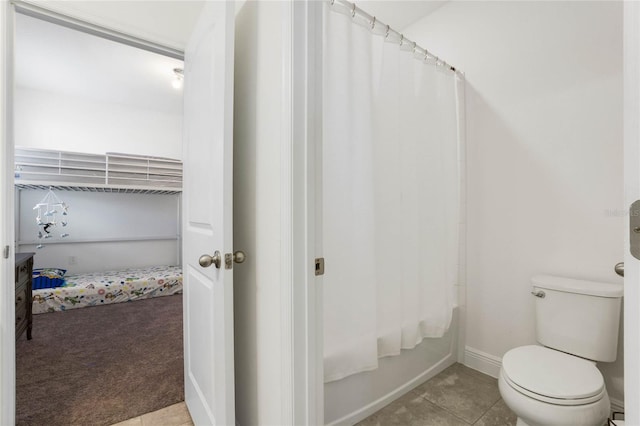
[329,0,463,76]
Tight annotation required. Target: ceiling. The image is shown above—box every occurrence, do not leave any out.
[24,0,205,51]
[14,1,444,115]
[356,1,447,30]
[15,12,184,114]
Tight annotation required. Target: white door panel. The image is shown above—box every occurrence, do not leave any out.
[183,1,235,425]
[624,2,640,423]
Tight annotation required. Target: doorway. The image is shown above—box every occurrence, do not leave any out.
[12,8,186,426]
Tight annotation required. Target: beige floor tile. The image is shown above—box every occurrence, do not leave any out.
[411,363,501,424]
[356,391,469,426]
[473,399,517,426]
[111,417,143,426]
[141,402,193,426]
[446,363,498,386]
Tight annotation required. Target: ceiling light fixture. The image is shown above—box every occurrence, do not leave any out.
[172,68,184,89]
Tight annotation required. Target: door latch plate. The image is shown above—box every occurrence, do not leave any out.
[631,200,640,260]
[315,257,324,276]
[225,253,233,269]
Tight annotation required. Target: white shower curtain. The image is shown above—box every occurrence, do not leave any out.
[323,3,464,383]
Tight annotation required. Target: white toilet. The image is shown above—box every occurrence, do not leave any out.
[498,275,623,426]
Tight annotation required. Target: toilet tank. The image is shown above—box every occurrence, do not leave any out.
[531,275,623,362]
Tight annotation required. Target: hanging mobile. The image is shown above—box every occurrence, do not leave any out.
[33,187,69,248]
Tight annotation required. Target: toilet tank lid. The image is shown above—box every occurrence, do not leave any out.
[531,275,623,298]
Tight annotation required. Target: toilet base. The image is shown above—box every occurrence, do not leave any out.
[515,417,608,426]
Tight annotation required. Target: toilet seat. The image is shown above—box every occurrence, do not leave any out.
[502,345,605,406]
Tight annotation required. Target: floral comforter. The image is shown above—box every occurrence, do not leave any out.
[32,265,182,314]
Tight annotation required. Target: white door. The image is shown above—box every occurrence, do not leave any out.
[624,3,640,424]
[182,2,235,425]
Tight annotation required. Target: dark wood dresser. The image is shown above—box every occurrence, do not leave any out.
[15,253,34,341]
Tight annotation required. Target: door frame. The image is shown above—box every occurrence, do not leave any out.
[287,1,323,424]
[0,1,16,423]
[1,1,321,424]
[624,2,640,424]
[0,3,187,424]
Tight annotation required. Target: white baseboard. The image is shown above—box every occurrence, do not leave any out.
[464,347,626,415]
[610,397,624,413]
[463,346,502,378]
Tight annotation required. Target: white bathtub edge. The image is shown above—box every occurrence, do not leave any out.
[326,352,457,426]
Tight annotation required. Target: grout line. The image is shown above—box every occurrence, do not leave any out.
[410,389,474,425]
[411,365,501,425]
[363,364,505,426]
[471,398,503,425]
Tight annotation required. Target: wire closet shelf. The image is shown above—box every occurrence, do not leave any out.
[14,147,183,195]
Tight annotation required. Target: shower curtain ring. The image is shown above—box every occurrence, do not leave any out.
[385,25,390,39]
[351,3,356,17]
[412,41,416,53]
[371,16,376,30]
[399,34,404,46]
[330,0,335,5]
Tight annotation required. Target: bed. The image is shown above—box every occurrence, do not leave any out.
[32,265,182,314]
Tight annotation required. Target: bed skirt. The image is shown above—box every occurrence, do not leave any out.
[32,265,182,314]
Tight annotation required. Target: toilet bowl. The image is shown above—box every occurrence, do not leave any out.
[498,275,622,426]
[499,346,609,426]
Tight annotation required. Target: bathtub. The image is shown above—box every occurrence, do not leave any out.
[324,308,459,425]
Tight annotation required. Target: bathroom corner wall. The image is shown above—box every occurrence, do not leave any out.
[405,1,624,406]
[233,2,288,425]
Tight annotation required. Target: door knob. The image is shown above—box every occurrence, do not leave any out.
[615,262,624,277]
[233,250,246,264]
[199,251,221,269]
[224,250,247,269]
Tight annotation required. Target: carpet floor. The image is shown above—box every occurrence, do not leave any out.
[16,294,184,426]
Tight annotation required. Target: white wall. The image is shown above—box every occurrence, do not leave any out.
[15,87,182,159]
[14,68,183,275]
[404,1,624,405]
[17,190,180,273]
[233,2,286,425]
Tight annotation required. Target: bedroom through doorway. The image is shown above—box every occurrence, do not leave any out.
[13,10,187,426]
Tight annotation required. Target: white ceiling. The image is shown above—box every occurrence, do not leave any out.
[23,0,205,51]
[14,1,444,115]
[23,1,442,47]
[15,12,184,114]
[356,1,447,30]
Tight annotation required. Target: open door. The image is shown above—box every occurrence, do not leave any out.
[625,2,640,424]
[182,2,235,425]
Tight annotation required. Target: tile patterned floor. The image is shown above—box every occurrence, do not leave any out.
[357,363,517,426]
[111,402,193,426]
[112,363,515,426]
